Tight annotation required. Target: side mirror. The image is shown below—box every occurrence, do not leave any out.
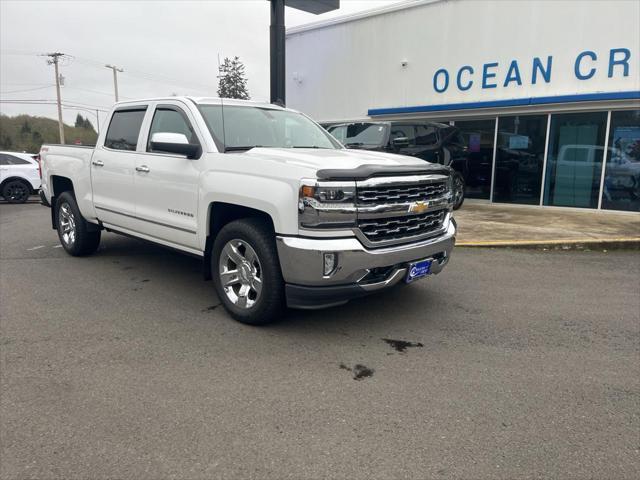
[150,132,201,159]
[392,136,410,148]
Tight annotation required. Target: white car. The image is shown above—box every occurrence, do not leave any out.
[40,97,456,325]
[0,151,41,203]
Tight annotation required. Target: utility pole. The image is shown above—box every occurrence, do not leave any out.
[105,64,123,102]
[46,52,65,144]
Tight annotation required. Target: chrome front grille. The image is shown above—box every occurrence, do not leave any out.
[355,174,451,246]
[358,209,447,243]
[357,180,447,205]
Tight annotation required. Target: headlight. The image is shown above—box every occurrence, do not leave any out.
[298,179,357,229]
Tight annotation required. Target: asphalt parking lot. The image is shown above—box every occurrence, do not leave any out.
[1,202,639,480]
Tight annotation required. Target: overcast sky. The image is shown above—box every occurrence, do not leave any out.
[0,0,399,129]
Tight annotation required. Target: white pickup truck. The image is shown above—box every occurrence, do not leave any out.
[40,97,456,324]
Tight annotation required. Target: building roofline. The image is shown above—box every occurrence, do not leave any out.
[286,0,446,36]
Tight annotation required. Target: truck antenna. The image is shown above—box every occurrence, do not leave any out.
[217,53,227,151]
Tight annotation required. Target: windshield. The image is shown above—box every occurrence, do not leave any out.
[328,123,387,147]
[198,105,340,151]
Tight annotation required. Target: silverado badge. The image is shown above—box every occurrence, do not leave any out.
[408,201,429,214]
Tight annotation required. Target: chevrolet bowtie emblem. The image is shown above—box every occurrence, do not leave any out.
[408,201,429,214]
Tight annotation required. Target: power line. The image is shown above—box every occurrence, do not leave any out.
[0,83,130,99]
[0,85,55,94]
[3,51,217,96]
[0,100,111,112]
[0,49,41,56]
[0,83,53,86]
[65,85,131,99]
[73,55,216,93]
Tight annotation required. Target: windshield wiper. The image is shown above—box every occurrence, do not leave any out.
[291,146,330,149]
[344,142,365,147]
[224,145,263,152]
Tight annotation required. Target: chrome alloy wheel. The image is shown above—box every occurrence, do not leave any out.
[59,202,77,246]
[218,239,263,309]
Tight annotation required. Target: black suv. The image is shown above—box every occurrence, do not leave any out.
[326,121,466,209]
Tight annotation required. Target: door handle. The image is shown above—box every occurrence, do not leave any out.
[92,160,104,167]
[135,165,150,173]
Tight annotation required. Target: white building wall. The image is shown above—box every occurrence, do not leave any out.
[286,0,640,122]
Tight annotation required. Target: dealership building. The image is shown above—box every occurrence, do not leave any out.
[286,0,640,212]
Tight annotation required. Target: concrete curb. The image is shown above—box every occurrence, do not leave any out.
[457,237,640,250]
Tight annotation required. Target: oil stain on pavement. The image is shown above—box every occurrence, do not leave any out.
[382,338,424,353]
[340,363,375,381]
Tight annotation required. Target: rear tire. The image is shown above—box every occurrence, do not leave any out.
[56,191,101,256]
[212,218,285,325]
[452,172,465,210]
[2,179,31,204]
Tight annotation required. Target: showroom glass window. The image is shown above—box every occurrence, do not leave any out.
[493,115,548,204]
[453,119,496,199]
[601,110,640,212]
[543,111,607,208]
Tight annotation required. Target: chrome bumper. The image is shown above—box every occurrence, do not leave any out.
[276,218,456,309]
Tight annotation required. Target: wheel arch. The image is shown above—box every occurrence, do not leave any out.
[48,176,75,229]
[203,202,276,281]
[0,175,33,192]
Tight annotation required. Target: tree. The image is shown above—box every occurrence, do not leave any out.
[74,114,95,131]
[217,56,250,100]
[1,135,13,150]
[20,120,31,135]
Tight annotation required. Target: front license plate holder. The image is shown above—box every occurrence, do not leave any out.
[405,258,432,283]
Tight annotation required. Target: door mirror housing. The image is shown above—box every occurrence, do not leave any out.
[149,132,201,159]
[391,136,410,149]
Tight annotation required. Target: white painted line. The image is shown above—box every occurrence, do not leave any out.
[26,245,45,251]
[53,245,63,248]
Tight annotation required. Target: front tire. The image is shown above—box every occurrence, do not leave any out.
[56,191,101,256]
[2,179,31,204]
[212,218,285,325]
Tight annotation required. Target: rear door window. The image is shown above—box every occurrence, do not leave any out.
[104,109,147,151]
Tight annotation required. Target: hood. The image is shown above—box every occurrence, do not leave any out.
[239,147,449,180]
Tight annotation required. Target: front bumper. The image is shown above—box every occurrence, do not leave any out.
[276,218,456,309]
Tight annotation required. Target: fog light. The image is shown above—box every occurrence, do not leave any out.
[323,252,337,276]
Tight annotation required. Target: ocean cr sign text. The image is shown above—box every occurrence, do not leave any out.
[432,48,632,94]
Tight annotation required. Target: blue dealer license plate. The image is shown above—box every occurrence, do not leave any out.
[405,259,432,283]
